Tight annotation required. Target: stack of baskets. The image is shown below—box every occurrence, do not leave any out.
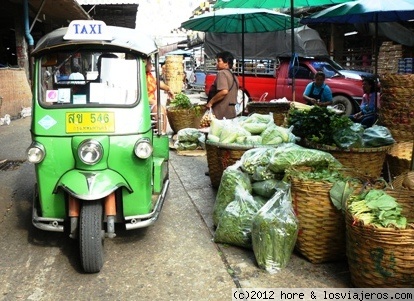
[346,172,414,287]
[290,175,347,263]
[379,73,414,143]
[386,141,413,179]
[304,140,393,178]
[246,102,290,126]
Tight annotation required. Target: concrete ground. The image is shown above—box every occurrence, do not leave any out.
[0,101,352,300]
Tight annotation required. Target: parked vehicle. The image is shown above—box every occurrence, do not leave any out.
[188,67,206,91]
[27,20,170,273]
[205,57,364,115]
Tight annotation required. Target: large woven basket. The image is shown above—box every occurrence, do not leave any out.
[386,142,413,179]
[346,187,414,287]
[205,141,256,189]
[290,176,346,263]
[166,107,202,133]
[247,102,290,126]
[304,141,393,178]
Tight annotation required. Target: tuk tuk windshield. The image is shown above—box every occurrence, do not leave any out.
[39,51,140,106]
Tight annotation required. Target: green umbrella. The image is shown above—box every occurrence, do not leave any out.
[181,8,299,111]
[213,0,355,100]
[214,0,353,9]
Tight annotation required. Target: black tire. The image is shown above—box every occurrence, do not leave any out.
[332,95,353,115]
[79,200,104,273]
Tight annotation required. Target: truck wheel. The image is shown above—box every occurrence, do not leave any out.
[236,89,249,116]
[80,200,104,273]
[332,95,353,115]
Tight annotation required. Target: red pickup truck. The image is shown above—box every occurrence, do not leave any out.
[204,57,364,115]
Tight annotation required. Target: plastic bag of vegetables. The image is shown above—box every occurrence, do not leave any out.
[173,140,198,151]
[332,123,364,149]
[261,124,297,145]
[252,179,285,198]
[268,143,342,173]
[362,125,395,147]
[214,186,263,249]
[213,163,252,227]
[252,182,299,274]
[240,113,274,134]
[177,128,202,143]
[239,147,277,181]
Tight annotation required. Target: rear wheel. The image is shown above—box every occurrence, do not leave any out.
[79,200,104,273]
[332,95,354,115]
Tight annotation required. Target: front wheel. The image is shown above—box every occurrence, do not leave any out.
[80,200,104,273]
[332,95,354,115]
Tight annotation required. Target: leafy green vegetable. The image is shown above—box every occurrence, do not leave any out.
[214,186,262,249]
[169,92,192,109]
[348,189,407,229]
[213,166,252,227]
[268,143,342,173]
[287,106,353,146]
[252,179,285,198]
[252,182,299,273]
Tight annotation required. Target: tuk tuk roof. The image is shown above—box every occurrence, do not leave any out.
[32,25,158,57]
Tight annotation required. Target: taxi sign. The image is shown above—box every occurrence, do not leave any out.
[63,20,112,41]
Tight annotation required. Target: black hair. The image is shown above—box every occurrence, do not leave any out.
[216,51,235,69]
[314,71,326,80]
[362,77,377,93]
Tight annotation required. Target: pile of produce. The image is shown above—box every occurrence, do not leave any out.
[212,144,343,272]
[287,106,395,148]
[208,113,297,146]
[347,189,407,229]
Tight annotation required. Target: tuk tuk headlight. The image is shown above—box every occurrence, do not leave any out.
[27,143,45,163]
[134,139,153,159]
[78,139,103,165]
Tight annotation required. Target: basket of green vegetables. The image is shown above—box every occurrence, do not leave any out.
[346,186,414,287]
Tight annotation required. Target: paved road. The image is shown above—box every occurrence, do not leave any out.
[0,117,351,301]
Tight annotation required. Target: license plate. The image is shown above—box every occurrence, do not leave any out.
[66,112,115,133]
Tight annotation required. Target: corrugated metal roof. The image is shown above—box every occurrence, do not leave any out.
[77,1,138,29]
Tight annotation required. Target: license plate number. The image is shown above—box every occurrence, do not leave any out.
[66,112,115,133]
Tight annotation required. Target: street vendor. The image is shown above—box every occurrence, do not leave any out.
[303,71,333,107]
[349,77,379,128]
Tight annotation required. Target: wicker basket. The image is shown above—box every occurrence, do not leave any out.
[166,107,202,133]
[379,73,414,142]
[290,176,346,263]
[386,142,413,179]
[205,141,256,189]
[346,188,414,287]
[247,102,290,126]
[304,141,393,178]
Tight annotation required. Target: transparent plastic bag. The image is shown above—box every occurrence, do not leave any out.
[214,185,263,249]
[252,182,299,274]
